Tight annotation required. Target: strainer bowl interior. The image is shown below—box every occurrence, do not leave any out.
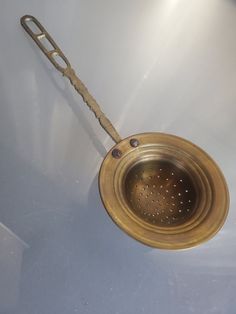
[124,159,198,227]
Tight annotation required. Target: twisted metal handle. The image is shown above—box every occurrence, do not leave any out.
[20,15,121,144]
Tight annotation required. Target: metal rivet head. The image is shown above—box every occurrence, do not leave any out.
[112,148,122,159]
[130,138,139,147]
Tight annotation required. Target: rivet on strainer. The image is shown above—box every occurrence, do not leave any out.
[21,15,229,250]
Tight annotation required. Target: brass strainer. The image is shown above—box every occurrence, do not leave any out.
[21,15,229,250]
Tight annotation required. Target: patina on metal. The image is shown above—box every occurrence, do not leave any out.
[21,15,229,250]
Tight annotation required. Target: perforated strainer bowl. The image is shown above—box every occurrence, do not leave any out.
[99,133,229,249]
[21,15,229,250]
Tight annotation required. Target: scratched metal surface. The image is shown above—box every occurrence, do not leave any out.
[0,0,235,313]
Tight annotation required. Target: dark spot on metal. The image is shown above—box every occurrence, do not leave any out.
[130,138,139,147]
[112,148,122,159]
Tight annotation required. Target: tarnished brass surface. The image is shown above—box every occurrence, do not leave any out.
[21,15,229,249]
[99,133,229,249]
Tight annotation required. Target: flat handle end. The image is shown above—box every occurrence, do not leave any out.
[20,14,71,73]
[20,14,33,23]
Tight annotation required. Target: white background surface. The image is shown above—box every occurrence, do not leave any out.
[0,0,236,313]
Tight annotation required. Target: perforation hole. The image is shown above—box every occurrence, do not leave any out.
[38,35,55,51]
[52,53,68,69]
[24,18,42,34]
